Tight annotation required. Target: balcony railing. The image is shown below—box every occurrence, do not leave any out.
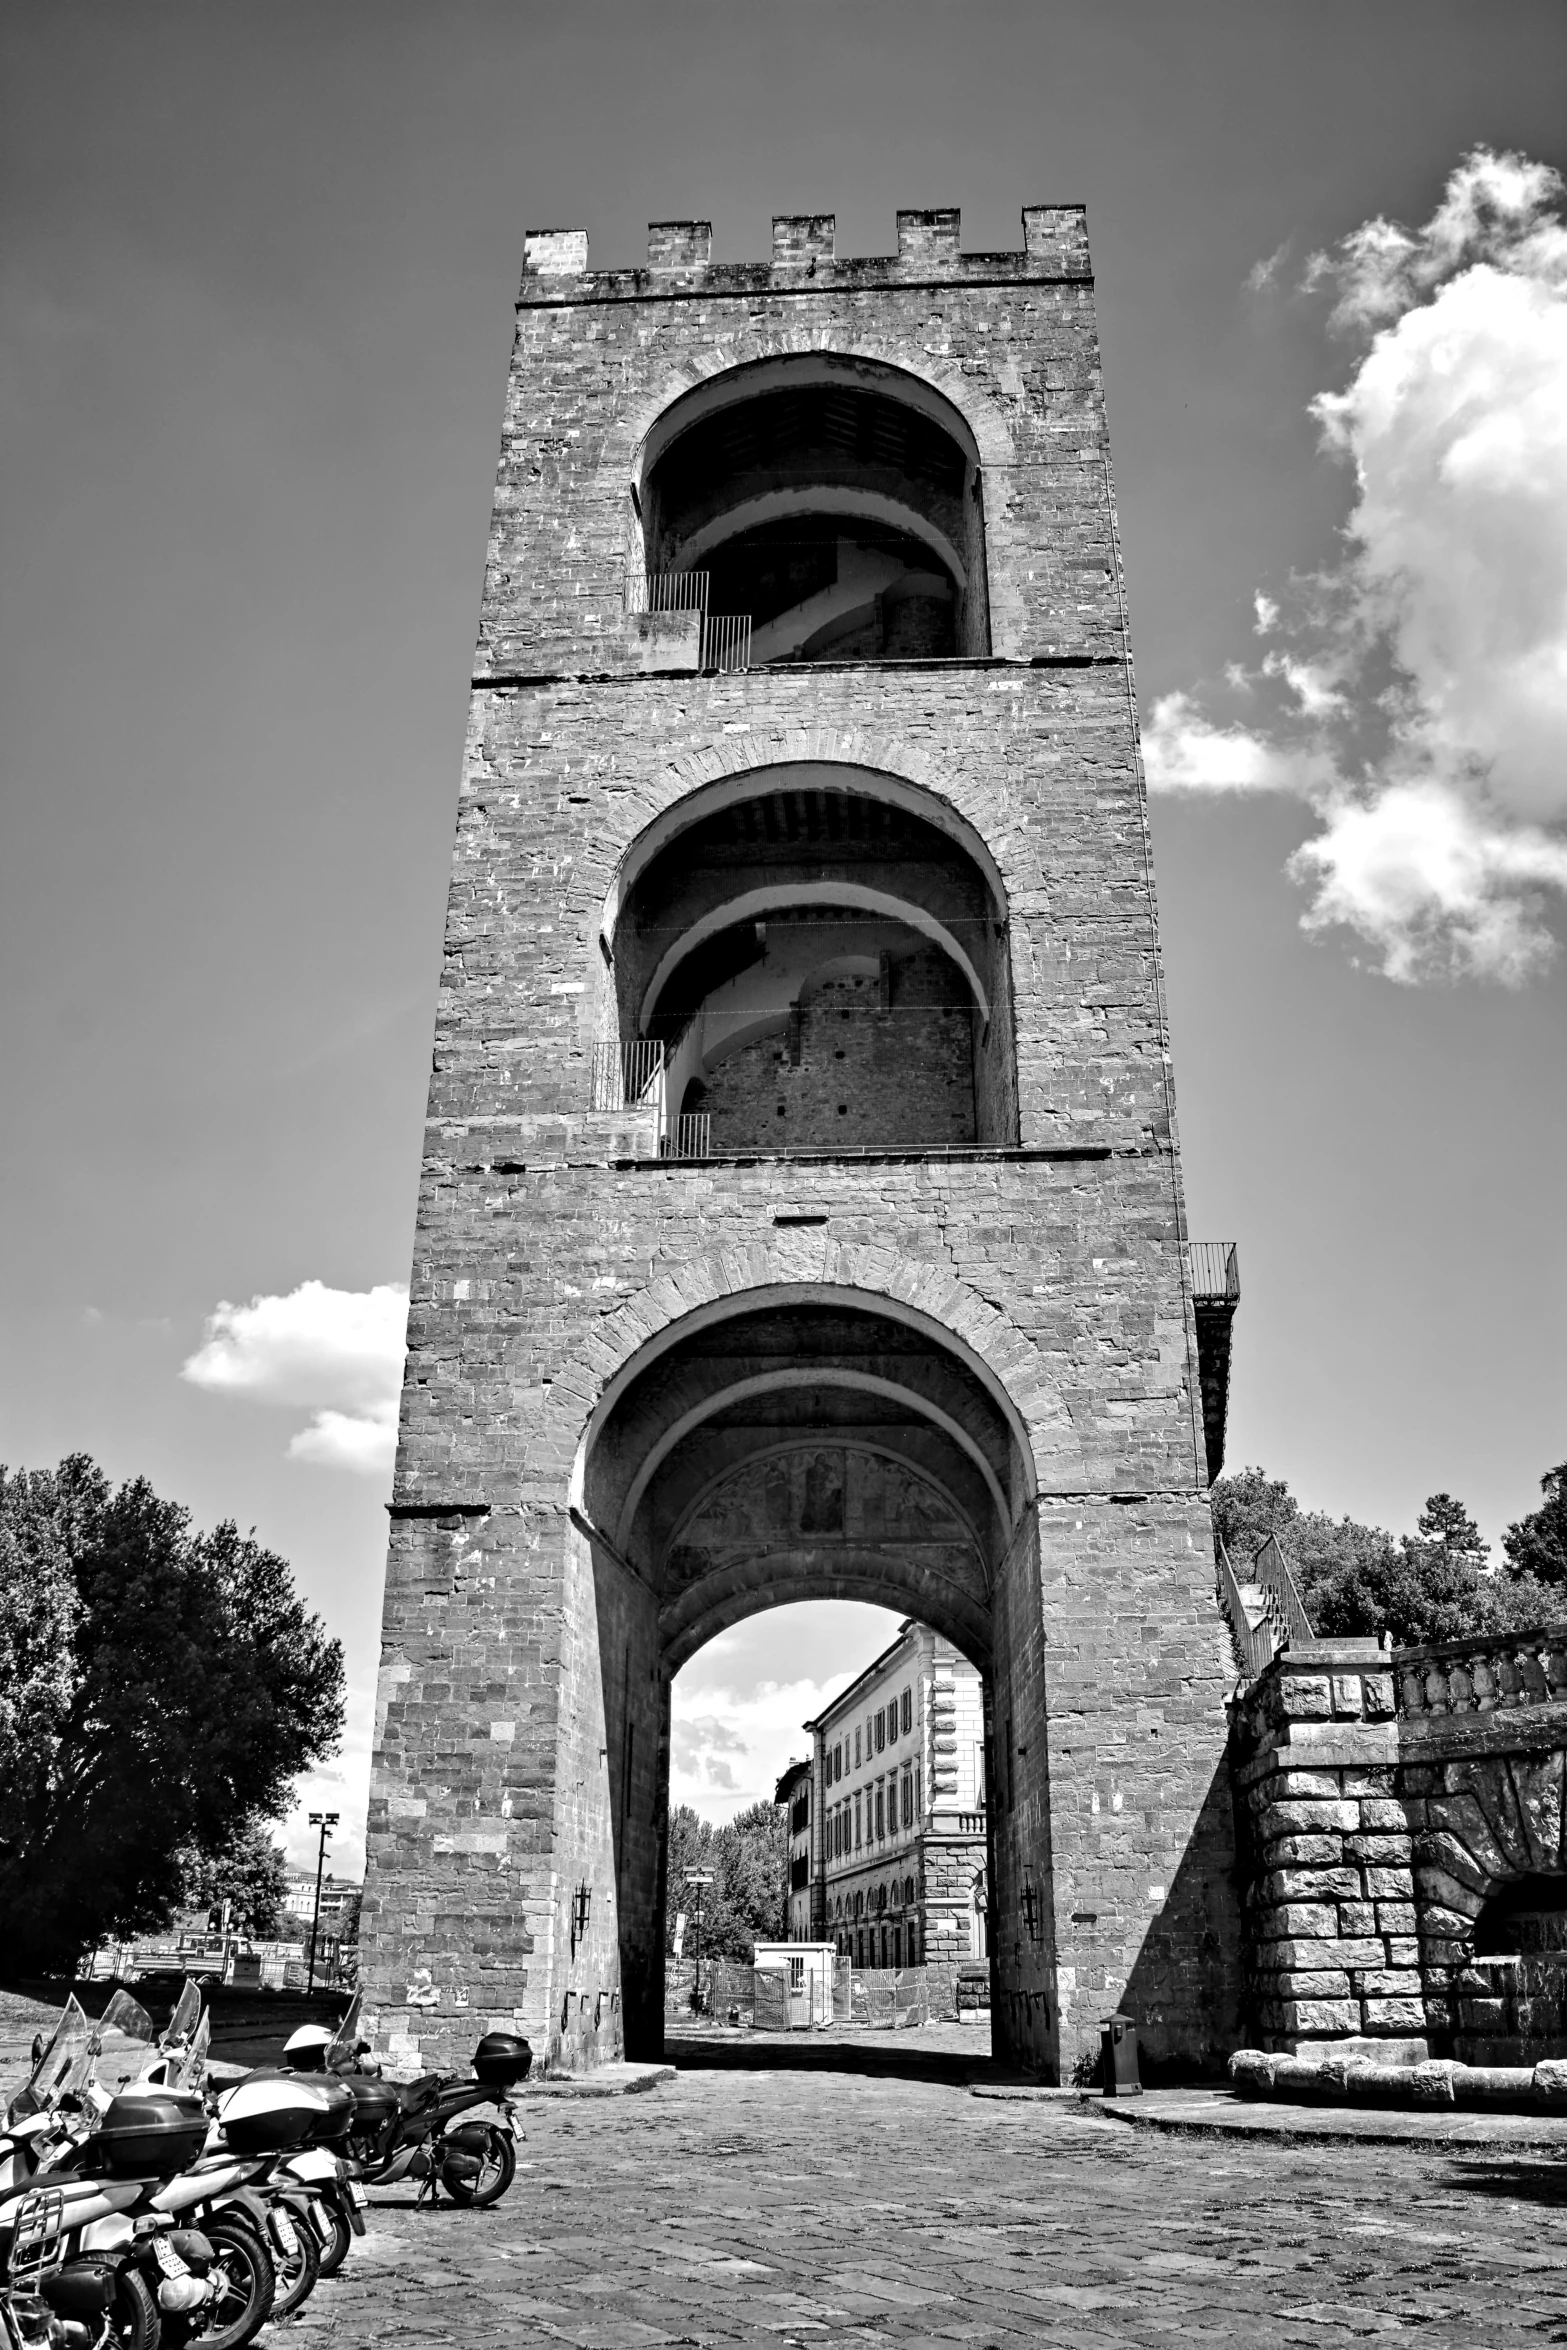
[626,570,709,615]
[660,1113,712,1160]
[702,614,752,672]
[1189,1241,1240,1302]
[590,1038,665,1113]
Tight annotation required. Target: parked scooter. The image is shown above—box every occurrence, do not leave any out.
[0,1992,279,2350]
[287,1994,531,2208]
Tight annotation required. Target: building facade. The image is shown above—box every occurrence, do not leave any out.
[359,201,1242,2086]
[805,1622,988,1970]
[775,1758,813,1943]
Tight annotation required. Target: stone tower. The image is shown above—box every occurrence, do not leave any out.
[361,204,1242,2083]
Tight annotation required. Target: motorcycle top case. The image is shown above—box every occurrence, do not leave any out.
[238,2066,354,2145]
[472,2032,532,2088]
[82,2091,208,2178]
[343,2075,400,2135]
[220,2075,336,2156]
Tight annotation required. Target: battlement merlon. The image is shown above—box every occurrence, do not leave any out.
[518,206,1091,303]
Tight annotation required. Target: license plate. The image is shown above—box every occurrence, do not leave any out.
[152,2238,189,2280]
[348,2183,367,2210]
[269,2211,299,2258]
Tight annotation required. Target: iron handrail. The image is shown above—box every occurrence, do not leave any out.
[627,570,710,615]
[1189,1241,1240,1301]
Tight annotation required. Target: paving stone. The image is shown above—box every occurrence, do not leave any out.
[295,2045,1567,2347]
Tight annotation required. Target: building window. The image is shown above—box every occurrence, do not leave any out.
[875,1710,885,1753]
[914,1765,922,1818]
[834,1741,842,1781]
[854,1795,862,1850]
[888,1702,898,1746]
[855,1728,861,1769]
[875,1788,884,1841]
[902,1687,912,1735]
[901,1772,911,1828]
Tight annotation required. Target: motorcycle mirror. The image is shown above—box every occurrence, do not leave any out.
[354,2041,371,2056]
[29,2034,44,2064]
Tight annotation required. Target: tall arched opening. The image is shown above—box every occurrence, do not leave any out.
[559,1283,1048,2069]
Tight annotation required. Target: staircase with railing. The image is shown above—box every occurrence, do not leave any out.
[1216,1531,1316,1682]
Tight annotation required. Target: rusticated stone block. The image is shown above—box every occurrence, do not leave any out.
[1376,1902,1418,1935]
[1359,1800,1410,1832]
[1271,1801,1361,1835]
[1364,1865,1418,1899]
[1281,1998,1360,2034]
[1263,1834,1343,1867]
[1271,1970,1352,1997]
[1259,1937,1388,1970]
[1278,1676,1333,1718]
[1338,1902,1376,1935]
[1351,1968,1424,1997]
[1345,1833,1413,1864]
[1363,1996,1428,2031]
[1264,1868,1362,1904]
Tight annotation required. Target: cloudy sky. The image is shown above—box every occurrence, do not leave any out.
[3,1,1565,1858]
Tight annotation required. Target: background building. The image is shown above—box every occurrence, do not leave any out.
[805,1623,987,1969]
[775,1758,813,1943]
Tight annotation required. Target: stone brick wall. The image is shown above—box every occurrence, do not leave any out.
[1232,1641,1419,2048]
[1233,1632,1567,2060]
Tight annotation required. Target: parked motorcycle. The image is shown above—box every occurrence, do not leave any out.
[288,1994,531,2208]
[0,1992,277,2350]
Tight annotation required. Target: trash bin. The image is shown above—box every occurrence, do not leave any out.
[1100,2011,1140,2097]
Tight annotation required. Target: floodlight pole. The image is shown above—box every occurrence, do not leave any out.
[306,1812,339,1994]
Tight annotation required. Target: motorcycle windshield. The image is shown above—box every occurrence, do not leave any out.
[90,1991,157,2096]
[325,1989,363,2073]
[166,1978,203,2047]
[167,2008,211,2091]
[23,1996,94,2108]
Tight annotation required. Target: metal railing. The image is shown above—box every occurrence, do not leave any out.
[589,1038,665,1113]
[1189,1241,1240,1302]
[1216,1532,1316,1681]
[661,1113,712,1160]
[702,614,752,672]
[626,570,709,615]
[1217,1537,1277,1680]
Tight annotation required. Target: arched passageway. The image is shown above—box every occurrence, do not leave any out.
[563,1284,1042,2067]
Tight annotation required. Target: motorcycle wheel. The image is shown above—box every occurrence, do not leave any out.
[172,2215,275,2350]
[315,2207,354,2279]
[440,2125,515,2209]
[111,2268,159,2350]
[269,2210,320,2317]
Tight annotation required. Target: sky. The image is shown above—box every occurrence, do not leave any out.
[2,0,1565,1861]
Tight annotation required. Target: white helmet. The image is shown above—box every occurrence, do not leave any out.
[283,2023,334,2069]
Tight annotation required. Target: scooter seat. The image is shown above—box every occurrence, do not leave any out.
[397,2076,453,2115]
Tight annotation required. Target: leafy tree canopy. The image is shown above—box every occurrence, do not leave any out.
[1213,1464,1564,1648]
[666,1799,786,1961]
[176,1817,290,1938]
[1503,1464,1567,1589]
[0,1455,344,1970]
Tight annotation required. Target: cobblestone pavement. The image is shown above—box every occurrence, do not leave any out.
[292,2040,1567,2348]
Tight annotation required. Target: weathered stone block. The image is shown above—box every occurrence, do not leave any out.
[1263,1834,1343,1867]
[1375,1902,1418,1935]
[1271,1801,1361,1834]
[1351,1968,1424,1997]
[1345,1833,1413,1864]
[1362,1996,1427,2032]
[1364,1865,1418,1899]
[1280,1998,1359,2034]
[1278,1676,1333,1718]
[1337,1902,1376,1935]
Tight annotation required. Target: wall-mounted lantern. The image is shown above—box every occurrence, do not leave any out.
[1021,1865,1041,1944]
[571,1881,592,1956]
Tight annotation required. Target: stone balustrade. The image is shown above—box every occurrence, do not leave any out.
[1394,1629,1567,1720]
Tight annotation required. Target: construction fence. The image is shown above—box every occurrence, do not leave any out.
[665,1956,987,2032]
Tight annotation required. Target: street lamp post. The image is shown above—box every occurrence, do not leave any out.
[306,1811,339,1993]
[684,1871,714,2015]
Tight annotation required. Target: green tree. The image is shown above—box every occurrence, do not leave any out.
[1503,1464,1567,1589]
[664,1799,786,1960]
[177,1817,289,1937]
[1211,1466,1556,1647]
[0,1455,344,1970]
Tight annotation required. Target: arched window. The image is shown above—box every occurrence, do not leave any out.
[636,357,990,667]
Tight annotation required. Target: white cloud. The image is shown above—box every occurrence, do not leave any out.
[1149,147,1567,983]
[181,1280,408,1475]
